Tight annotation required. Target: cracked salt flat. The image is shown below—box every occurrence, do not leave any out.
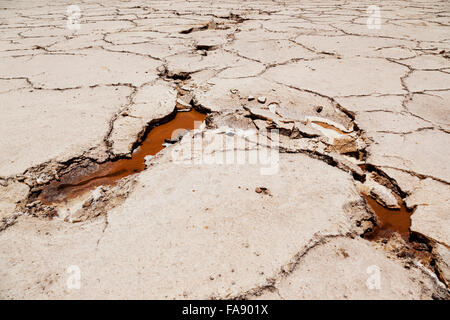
[0,0,449,299]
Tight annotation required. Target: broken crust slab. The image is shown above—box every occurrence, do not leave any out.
[0,86,132,178]
[263,57,408,97]
[403,172,450,246]
[366,129,450,184]
[194,77,353,128]
[0,152,367,299]
[0,48,161,89]
[250,237,437,300]
[107,82,178,156]
[164,49,264,79]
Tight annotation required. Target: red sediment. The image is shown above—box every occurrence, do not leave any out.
[362,194,414,241]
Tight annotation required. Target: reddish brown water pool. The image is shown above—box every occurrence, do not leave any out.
[39,109,206,204]
[362,194,414,241]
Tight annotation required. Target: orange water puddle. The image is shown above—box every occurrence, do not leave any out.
[39,109,206,204]
[362,194,414,241]
[362,193,434,269]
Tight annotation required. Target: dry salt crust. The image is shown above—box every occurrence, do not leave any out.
[0,0,449,299]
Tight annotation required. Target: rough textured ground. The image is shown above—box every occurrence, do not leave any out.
[0,0,449,299]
